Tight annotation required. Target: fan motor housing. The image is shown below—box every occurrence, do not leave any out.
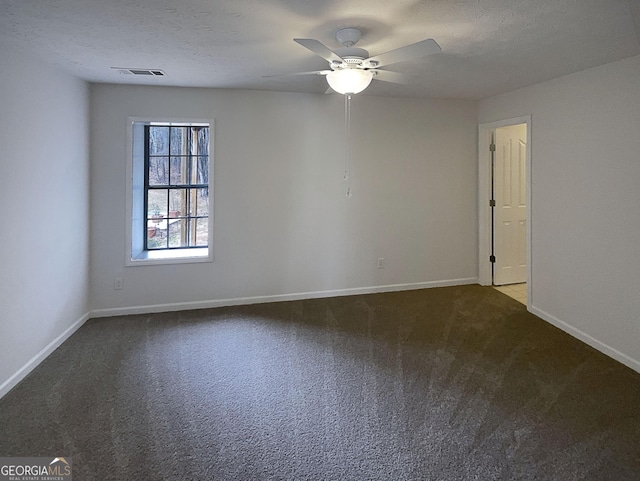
[334,47,369,68]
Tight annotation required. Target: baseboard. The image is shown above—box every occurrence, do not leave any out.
[0,311,91,399]
[90,277,478,318]
[530,305,640,374]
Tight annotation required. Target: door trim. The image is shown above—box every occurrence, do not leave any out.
[478,116,532,306]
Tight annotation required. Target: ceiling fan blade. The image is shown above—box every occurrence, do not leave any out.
[371,70,406,84]
[364,38,441,68]
[294,38,345,65]
[263,70,331,78]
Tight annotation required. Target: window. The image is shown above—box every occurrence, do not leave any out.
[145,124,209,249]
[128,120,213,265]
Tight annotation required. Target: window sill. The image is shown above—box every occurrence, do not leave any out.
[127,247,211,266]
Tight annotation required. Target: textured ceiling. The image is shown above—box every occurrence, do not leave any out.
[1,0,639,99]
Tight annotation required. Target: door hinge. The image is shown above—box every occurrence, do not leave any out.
[490,255,496,263]
[489,143,496,152]
[489,199,496,207]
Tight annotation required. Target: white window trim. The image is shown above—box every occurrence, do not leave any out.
[125,117,214,266]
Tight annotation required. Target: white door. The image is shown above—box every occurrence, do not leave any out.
[493,123,527,285]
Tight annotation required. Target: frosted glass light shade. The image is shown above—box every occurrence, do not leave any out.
[326,69,374,94]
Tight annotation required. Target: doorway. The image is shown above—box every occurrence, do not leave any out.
[478,116,532,308]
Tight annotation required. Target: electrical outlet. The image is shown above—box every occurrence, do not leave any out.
[114,277,124,290]
[377,258,385,269]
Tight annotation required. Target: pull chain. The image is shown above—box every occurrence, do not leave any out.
[344,93,352,198]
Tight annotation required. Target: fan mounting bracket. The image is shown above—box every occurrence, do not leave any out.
[335,28,362,48]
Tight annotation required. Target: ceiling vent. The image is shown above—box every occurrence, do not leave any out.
[112,67,166,76]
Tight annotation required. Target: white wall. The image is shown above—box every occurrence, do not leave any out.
[479,54,640,371]
[0,42,91,395]
[90,85,478,313]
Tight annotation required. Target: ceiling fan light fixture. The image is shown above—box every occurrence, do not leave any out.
[326,69,374,94]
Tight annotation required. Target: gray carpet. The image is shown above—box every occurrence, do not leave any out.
[1,285,639,480]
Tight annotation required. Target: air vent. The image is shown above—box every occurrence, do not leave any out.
[112,67,166,76]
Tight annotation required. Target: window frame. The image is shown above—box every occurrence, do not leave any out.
[126,118,214,266]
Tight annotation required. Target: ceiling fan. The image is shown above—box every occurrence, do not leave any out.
[266,27,441,94]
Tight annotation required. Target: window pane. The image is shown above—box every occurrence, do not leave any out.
[148,156,168,185]
[196,188,209,216]
[197,127,209,156]
[168,219,186,248]
[170,156,186,185]
[170,127,186,155]
[149,127,169,155]
[196,156,209,185]
[168,189,185,217]
[195,218,208,246]
[147,189,168,219]
[147,223,166,249]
